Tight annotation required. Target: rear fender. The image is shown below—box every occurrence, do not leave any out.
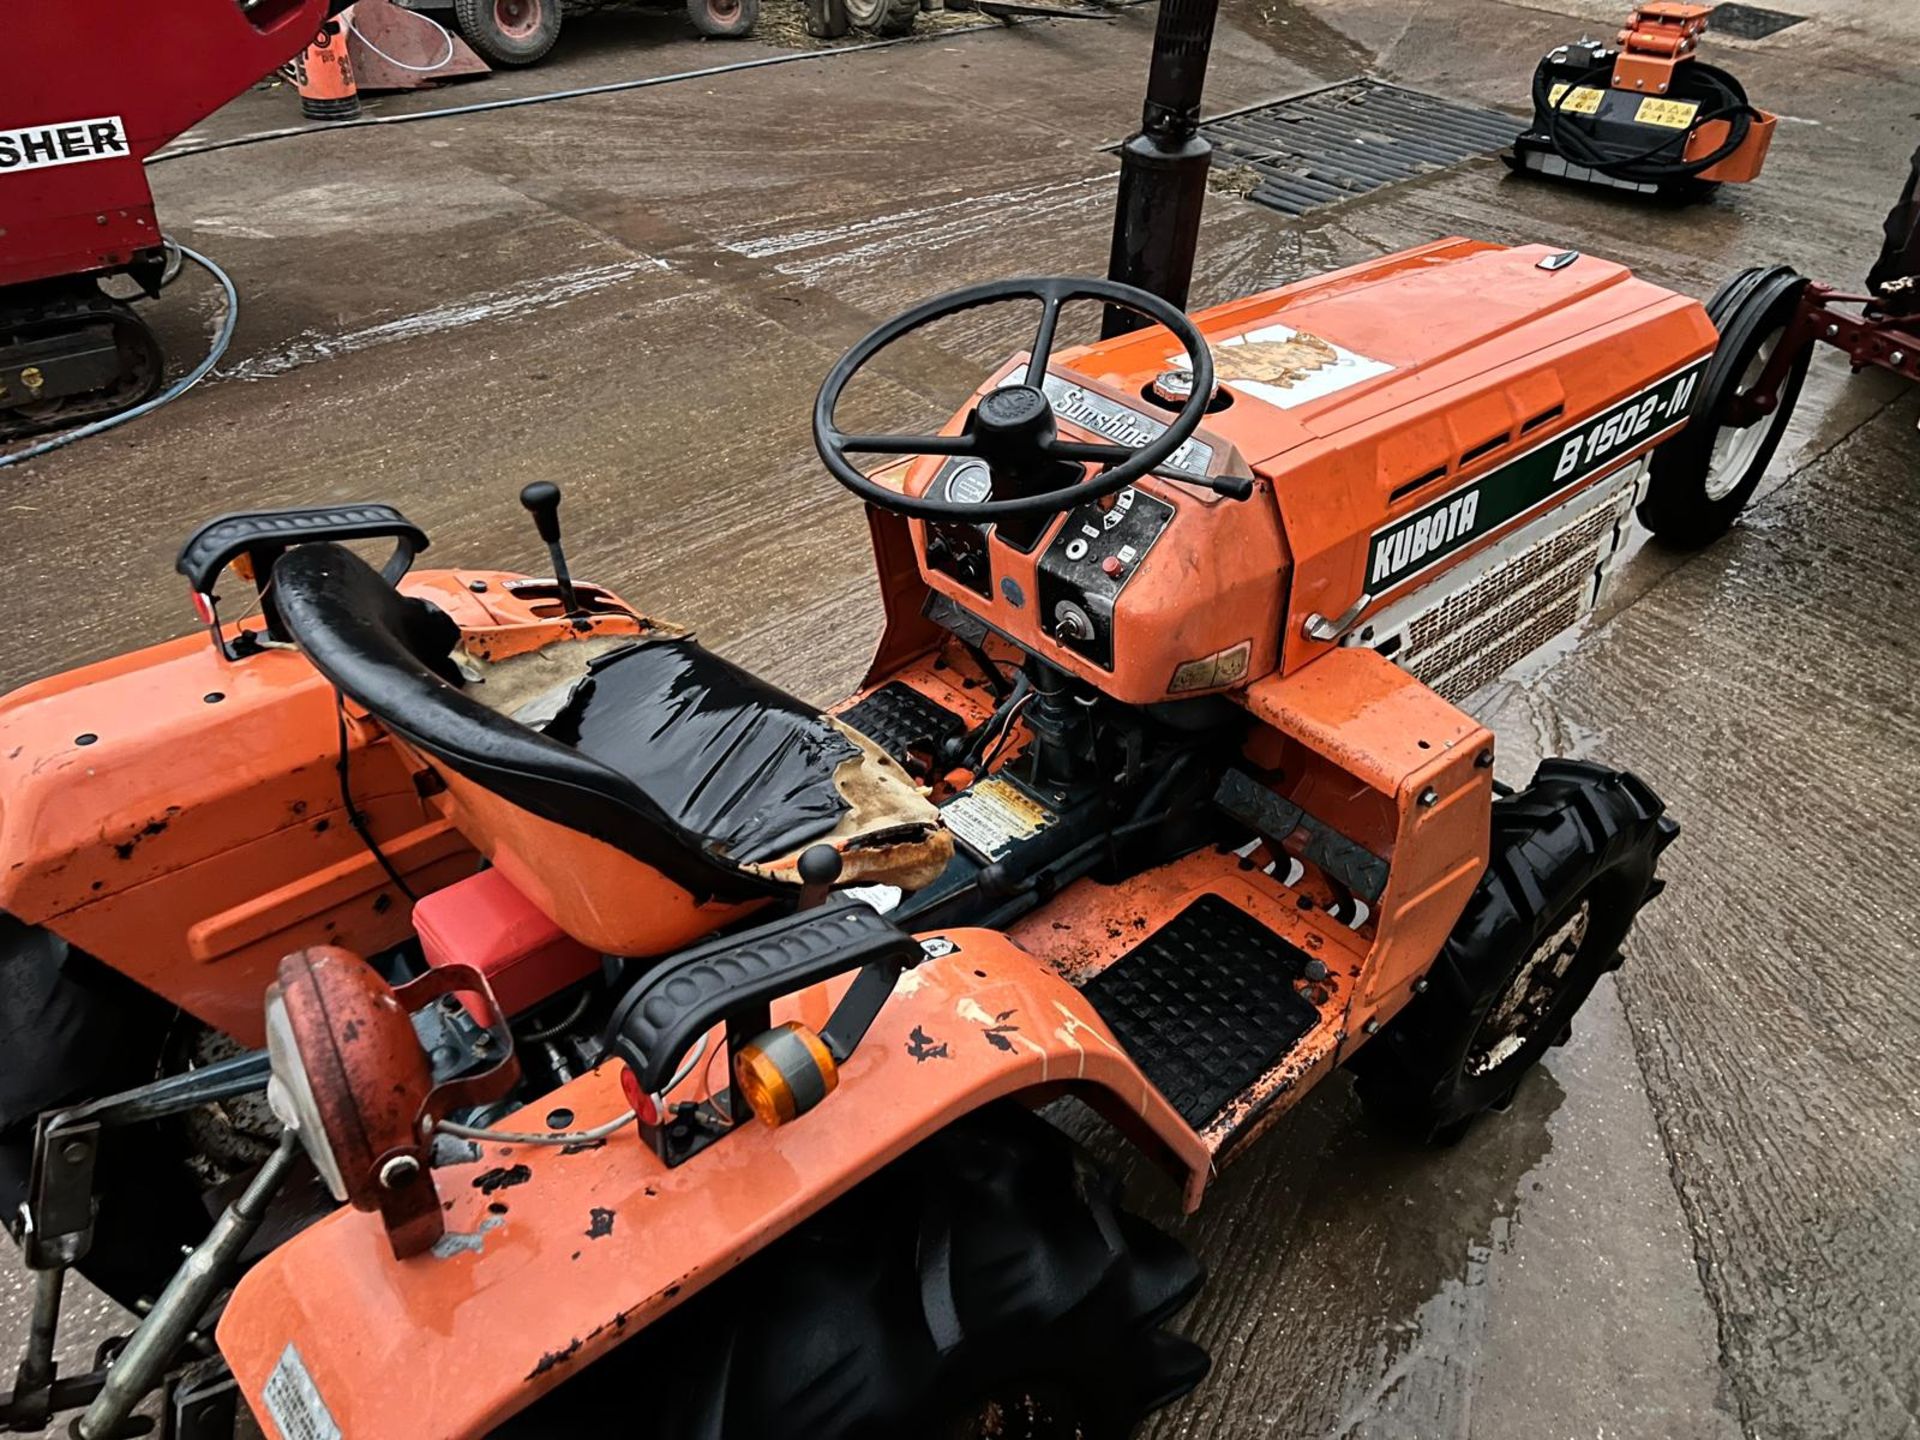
[216,929,1207,1440]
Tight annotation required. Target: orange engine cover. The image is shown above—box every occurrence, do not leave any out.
[883,239,1713,703]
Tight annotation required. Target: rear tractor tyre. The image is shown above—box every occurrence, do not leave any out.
[688,0,760,36]
[1352,760,1678,1144]
[454,0,563,66]
[843,0,920,36]
[0,917,214,1310]
[1641,265,1811,548]
[497,1104,1210,1439]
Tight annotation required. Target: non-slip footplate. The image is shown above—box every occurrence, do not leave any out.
[1708,4,1804,39]
[839,682,965,766]
[1081,895,1320,1128]
[1202,79,1520,218]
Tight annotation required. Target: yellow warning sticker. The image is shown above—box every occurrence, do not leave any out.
[1548,84,1605,116]
[941,776,1054,862]
[1634,97,1700,129]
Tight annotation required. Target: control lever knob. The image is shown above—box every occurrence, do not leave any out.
[519,482,564,544]
[517,482,583,616]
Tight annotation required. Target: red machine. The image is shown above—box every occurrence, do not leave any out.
[0,0,331,440]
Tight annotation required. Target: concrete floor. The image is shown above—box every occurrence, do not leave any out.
[4,0,1918,1435]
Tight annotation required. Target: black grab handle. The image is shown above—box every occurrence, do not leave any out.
[177,503,430,597]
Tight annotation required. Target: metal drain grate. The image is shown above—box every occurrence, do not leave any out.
[1708,4,1805,39]
[1203,78,1519,218]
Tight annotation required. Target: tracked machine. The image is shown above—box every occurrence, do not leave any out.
[0,2,1739,1435]
[0,0,334,440]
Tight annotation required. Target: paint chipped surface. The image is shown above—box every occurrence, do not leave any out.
[430,1213,505,1260]
[585,1207,615,1240]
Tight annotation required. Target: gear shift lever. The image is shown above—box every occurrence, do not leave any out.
[519,482,584,617]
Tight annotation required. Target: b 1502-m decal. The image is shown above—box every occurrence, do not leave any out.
[0,117,129,174]
[1366,358,1708,594]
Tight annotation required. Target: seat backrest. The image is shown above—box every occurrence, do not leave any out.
[273,543,775,904]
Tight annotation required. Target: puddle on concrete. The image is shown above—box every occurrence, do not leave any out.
[1217,0,1374,74]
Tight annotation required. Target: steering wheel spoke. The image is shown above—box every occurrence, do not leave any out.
[1044,437,1133,467]
[1025,288,1065,387]
[836,432,980,457]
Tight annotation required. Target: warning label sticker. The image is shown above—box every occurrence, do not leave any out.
[1547,83,1605,115]
[941,777,1055,862]
[263,1345,342,1440]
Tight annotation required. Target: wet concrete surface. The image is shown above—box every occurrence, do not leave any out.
[4,0,1919,1435]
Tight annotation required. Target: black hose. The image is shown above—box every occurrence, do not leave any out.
[1535,59,1758,186]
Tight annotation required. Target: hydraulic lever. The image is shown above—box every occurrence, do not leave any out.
[520,482,585,617]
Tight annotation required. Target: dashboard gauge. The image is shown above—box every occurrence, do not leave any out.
[943,460,993,506]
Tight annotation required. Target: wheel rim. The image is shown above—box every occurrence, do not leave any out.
[708,0,742,19]
[1704,331,1792,501]
[1465,901,1590,1078]
[495,0,542,39]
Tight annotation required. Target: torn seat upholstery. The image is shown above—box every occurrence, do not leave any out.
[272,545,950,935]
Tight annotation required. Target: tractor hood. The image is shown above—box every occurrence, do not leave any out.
[1051,237,1717,678]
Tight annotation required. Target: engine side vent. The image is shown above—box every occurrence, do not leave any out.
[1351,464,1644,703]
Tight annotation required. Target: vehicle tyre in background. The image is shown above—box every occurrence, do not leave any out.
[844,0,920,36]
[454,0,564,66]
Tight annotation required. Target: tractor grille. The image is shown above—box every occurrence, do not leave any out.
[1357,471,1640,704]
[1201,79,1521,218]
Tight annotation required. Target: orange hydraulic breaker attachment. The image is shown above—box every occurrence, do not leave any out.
[1508,2,1776,198]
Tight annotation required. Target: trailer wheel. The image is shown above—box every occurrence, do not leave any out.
[1351,761,1677,1144]
[1641,265,1811,548]
[843,0,920,36]
[0,916,211,1309]
[454,0,562,66]
[499,1104,1209,1439]
[687,0,760,37]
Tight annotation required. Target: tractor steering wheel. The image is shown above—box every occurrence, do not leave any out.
[812,277,1217,524]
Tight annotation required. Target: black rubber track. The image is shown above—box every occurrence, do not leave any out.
[1642,264,1811,548]
[1350,760,1678,1142]
[496,1103,1209,1439]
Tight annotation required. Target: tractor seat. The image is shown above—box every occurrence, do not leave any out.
[271,544,950,910]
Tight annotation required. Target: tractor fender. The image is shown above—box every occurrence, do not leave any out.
[216,928,1209,1440]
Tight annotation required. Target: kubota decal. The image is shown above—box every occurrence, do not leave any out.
[0,116,128,173]
[1366,358,1707,594]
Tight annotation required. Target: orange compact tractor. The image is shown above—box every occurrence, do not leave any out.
[2,4,1740,1437]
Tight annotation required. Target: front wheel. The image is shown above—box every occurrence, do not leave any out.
[1352,760,1678,1143]
[454,0,563,66]
[1641,265,1811,548]
[496,1104,1210,1438]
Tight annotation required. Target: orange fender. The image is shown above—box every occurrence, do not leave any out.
[217,929,1209,1440]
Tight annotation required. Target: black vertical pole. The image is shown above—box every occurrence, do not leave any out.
[1102,0,1221,337]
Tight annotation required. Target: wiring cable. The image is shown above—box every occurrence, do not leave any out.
[347,6,457,73]
[433,1036,712,1145]
[0,244,238,470]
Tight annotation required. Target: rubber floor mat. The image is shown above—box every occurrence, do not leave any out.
[1081,894,1320,1128]
[839,682,965,766]
[1203,78,1520,218]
